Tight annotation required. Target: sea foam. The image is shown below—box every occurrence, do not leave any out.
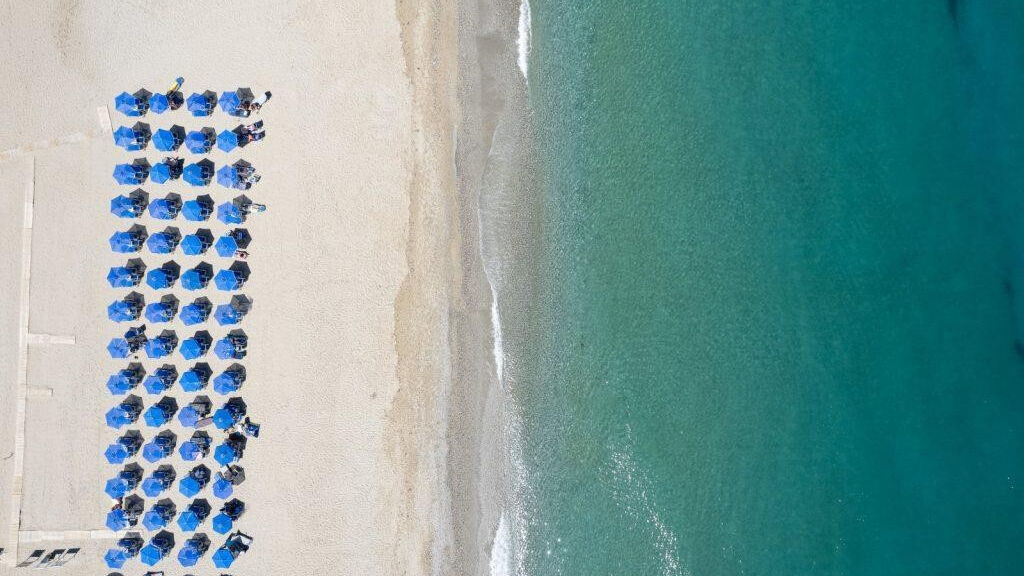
[517,0,532,81]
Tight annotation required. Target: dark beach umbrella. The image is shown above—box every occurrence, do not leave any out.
[213,364,246,394]
[152,125,186,151]
[113,121,151,151]
[144,295,179,323]
[179,396,213,428]
[186,90,217,116]
[178,533,211,567]
[214,330,248,360]
[107,291,144,322]
[183,158,215,186]
[104,395,143,429]
[212,499,245,534]
[104,430,143,464]
[143,396,178,427]
[179,330,213,360]
[217,127,243,152]
[142,465,176,498]
[150,157,184,184]
[180,297,212,326]
[106,258,146,288]
[180,464,212,498]
[105,494,145,531]
[215,261,250,291]
[219,87,255,115]
[147,260,181,290]
[109,224,148,253]
[104,463,143,499]
[177,498,212,532]
[214,432,247,465]
[104,534,144,569]
[106,362,145,395]
[148,192,182,219]
[144,329,179,359]
[110,188,148,218]
[140,530,175,567]
[146,227,181,254]
[179,364,213,393]
[179,430,212,460]
[113,158,150,185]
[212,397,246,430]
[182,194,215,222]
[142,500,177,531]
[143,364,178,395]
[186,127,216,154]
[149,89,184,114]
[181,261,215,291]
[181,229,214,255]
[142,430,177,463]
[114,89,151,116]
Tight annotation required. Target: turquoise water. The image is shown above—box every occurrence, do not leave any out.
[508,1,1024,574]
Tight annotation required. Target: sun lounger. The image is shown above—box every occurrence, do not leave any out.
[51,548,79,567]
[35,549,65,568]
[16,550,43,567]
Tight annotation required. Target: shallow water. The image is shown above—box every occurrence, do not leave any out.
[496,1,1024,574]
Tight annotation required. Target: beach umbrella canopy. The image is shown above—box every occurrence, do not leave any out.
[179,331,212,360]
[148,194,182,219]
[211,514,233,535]
[212,399,246,430]
[146,261,181,290]
[144,330,178,359]
[113,122,150,151]
[219,87,255,114]
[178,534,210,567]
[142,431,176,462]
[144,397,178,427]
[213,365,246,394]
[177,499,212,531]
[180,429,212,456]
[114,91,145,116]
[106,363,144,395]
[180,464,212,497]
[140,531,175,566]
[181,229,214,255]
[215,261,250,291]
[186,127,216,153]
[214,335,246,359]
[110,189,147,218]
[142,465,176,497]
[212,499,244,533]
[217,127,242,152]
[105,396,142,428]
[214,443,240,466]
[214,235,241,258]
[149,160,182,184]
[149,90,183,114]
[109,224,147,253]
[181,261,214,291]
[142,501,176,531]
[180,299,212,326]
[106,260,146,288]
[144,298,179,323]
[106,338,132,359]
[142,364,178,395]
[183,158,215,186]
[186,90,217,116]
[104,535,143,569]
[212,544,241,568]
[104,431,142,464]
[107,292,144,322]
[178,405,203,427]
[113,159,150,185]
[213,304,246,326]
[146,229,180,254]
[179,363,213,392]
[216,201,245,224]
[216,164,241,188]
[105,508,132,531]
[104,464,142,499]
[182,194,214,221]
[153,125,186,151]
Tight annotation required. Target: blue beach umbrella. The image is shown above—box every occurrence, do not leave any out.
[178,534,211,567]
[148,193,182,219]
[178,397,212,427]
[105,495,144,531]
[104,430,143,464]
[179,430,212,458]
[114,89,151,116]
[177,499,212,531]
[216,201,244,224]
[153,125,186,151]
[110,188,148,218]
[143,501,177,531]
[113,121,151,150]
[214,304,245,327]
[179,464,212,497]
[150,90,184,113]
[150,158,184,184]
[214,332,248,360]
[187,90,217,116]
[215,261,251,291]
[142,465,177,497]
[180,363,213,392]
[182,194,214,221]
[213,499,245,535]
[212,397,246,430]
[183,158,215,186]
[144,330,178,359]
[214,436,245,466]
[212,473,236,499]
[105,395,143,429]
[106,363,145,395]
[146,261,181,290]
[144,396,178,427]
[146,227,181,254]
[143,364,178,395]
[219,87,255,115]
[107,291,144,322]
[180,298,212,325]
[105,508,132,531]
[113,159,150,185]
[104,535,143,569]
[216,164,241,188]
[106,258,146,288]
[179,330,213,360]
[213,364,246,395]
[182,262,215,291]
[140,531,175,567]
[217,127,242,152]
[109,224,148,253]
[214,236,240,258]
[145,295,179,323]
[181,229,214,255]
[142,430,177,463]
[104,463,143,498]
[186,127,216,153]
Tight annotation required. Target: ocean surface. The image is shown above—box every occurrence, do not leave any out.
[490,1,1024,574]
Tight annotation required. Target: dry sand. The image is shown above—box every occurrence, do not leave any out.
[0,1,501,575]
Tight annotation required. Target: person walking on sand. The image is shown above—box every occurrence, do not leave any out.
[234,250,249,260]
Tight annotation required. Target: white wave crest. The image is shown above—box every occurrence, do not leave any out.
[489,512,514,576]
[517,0,532,81]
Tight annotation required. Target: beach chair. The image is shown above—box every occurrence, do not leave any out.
[35,549,64,568]
[15,550,44,567]
[51,548,79,567]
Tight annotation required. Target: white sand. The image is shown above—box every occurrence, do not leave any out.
[0,2,465,575]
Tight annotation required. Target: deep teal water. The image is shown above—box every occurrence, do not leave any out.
[511,1,1024,574]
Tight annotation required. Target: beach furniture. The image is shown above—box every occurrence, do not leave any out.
[177,498,212,532]
[109,224,148,253]
[140,531,175,566]
[113,159,150,185]
[114,122,151,151]
[16,550,43,567]
[50,548,79,567]
[153,125,186,151]
[183,195,215,222]
[215,261,251,291]
[142,465,177,498]
[36,549,65,568]
[186,128,216,154]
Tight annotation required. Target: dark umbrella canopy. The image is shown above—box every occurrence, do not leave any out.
[153,125,186,151]
[180,464,212,497]
[183,158,215,186]
[219,87,255,114]
[182,194,215,222]
[179,429,212,459]
[178,533,211,567]
[181,229,215,255]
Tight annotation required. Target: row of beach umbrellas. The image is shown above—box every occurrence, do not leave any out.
[115,123,260,153]
[108,293,251,325]
[107,260,250,291]
[107,326,248,361]
[110,225,250,256]
[106,496,245,535]
[116,85,268,118]
[111,191,263,224]
[114,158,258,189]
[106,359,247,395]
[104,529,251,569]
[107,396,247,432]
[105,424,256,465]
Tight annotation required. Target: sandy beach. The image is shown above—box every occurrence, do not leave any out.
[0,1,517,574]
